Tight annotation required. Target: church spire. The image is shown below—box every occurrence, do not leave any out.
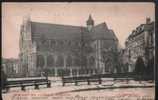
[23,8,32,25]
[23,14,31,26]
[86,14,94,31]
[87,14,94,26]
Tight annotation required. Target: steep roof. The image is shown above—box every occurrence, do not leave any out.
[30,21,117,41]
[127,21,154,40]
[90,22,116,40]
[31,22,82,40]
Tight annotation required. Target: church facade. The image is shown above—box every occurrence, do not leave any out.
[19,15,119,77]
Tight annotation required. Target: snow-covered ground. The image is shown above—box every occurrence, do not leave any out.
[2,78,155,100]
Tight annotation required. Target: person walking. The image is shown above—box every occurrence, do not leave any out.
[1,67,8,93]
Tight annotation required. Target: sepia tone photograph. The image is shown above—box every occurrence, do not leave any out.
[1,2,155,100]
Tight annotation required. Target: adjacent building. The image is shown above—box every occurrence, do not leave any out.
[124,18,154,72]
[19,15,119,76]
[2,58,21,78]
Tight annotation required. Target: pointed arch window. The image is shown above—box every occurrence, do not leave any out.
[37,55,45,68]
[56,55,64,67]
[66,55,72,67]
[81,56,87,67]
[89,56,95,66]
[47,55,54,67]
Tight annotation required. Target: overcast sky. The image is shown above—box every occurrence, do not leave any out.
[2,2,155,59]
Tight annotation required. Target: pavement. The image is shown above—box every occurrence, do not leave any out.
[2,78,155,100]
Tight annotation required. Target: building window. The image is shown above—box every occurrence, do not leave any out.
[102,51,107,60]
[73,57,80,66]
[56,40,63,46]
[37,55,45,68]
[47,55,54,67]
[61,41,64,46]
[81,56,87,67]
[89,56,95,66]
[41,38,46,45]
[66,55,72,67]
[56,55,64,67]
[68,41,71,46]
[36,43,40,50]
[51,40,56,47]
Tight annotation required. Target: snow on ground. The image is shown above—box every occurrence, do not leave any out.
[2,78,155,100]
[7,77,61,81]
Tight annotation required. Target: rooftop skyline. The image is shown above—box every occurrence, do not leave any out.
[2,3,154,58]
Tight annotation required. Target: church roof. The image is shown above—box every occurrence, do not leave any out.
[31,22,82,40]
[30,21,117,41]
[91,22,115,40]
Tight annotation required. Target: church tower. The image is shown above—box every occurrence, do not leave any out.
[86,14,94,31]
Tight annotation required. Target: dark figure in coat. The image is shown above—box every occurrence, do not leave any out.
[1,69,7,90]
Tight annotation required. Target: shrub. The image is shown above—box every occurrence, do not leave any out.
[134,57,146,75]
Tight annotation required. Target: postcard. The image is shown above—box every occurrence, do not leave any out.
[1,2,155,100]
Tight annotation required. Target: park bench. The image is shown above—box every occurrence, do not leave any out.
[93,73,136,82]
[5,78,51,91]
[113,77,134,82]
[62,72,145,86]
[88,75,102,85]
[62,75,102,86]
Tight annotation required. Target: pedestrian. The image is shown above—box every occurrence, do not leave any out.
[1,68,8,92]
